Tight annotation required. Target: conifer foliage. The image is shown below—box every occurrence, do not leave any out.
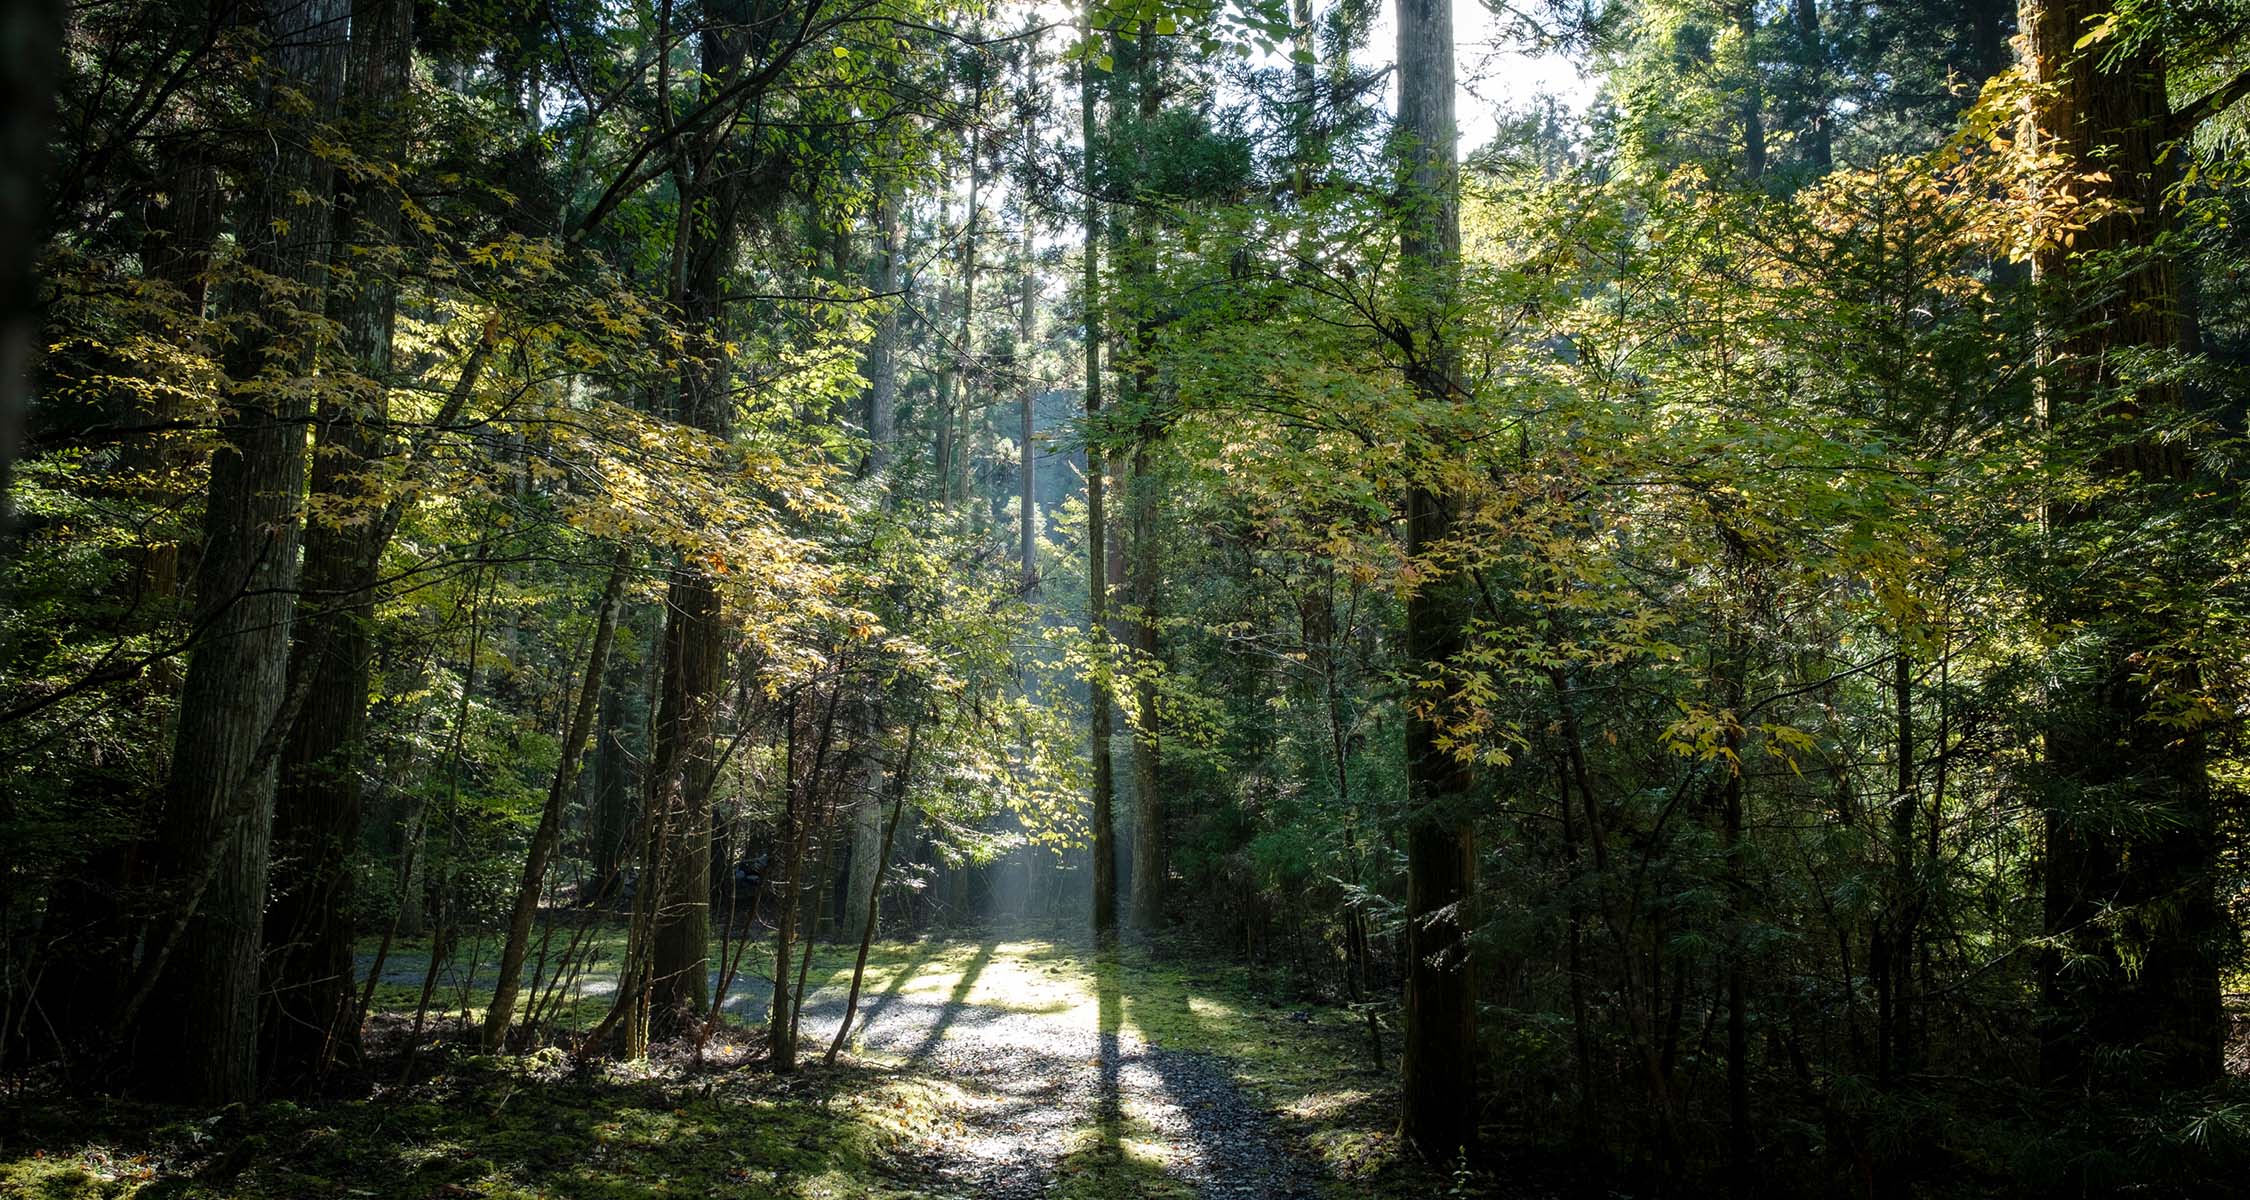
[4,0,2249,1194]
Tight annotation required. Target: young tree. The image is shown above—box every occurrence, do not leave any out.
[482,550,631,1049]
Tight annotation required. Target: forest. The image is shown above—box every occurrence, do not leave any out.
[2,0,2248,1196]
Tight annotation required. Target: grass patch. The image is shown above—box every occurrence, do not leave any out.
[3,935,1420,1198]
[0,1050,953,1199]
[1093,943,1414,1194]
[863,939,1415,1197]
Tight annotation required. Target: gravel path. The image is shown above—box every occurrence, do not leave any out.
[803,977,1319,1199]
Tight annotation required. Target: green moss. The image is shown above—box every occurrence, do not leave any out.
[1050,1129,1198,1200]
[0,1157,140,1199]
[0,1050,943,1199]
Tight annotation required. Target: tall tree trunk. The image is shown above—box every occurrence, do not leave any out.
[841,186,902,940]
[261,0,416,1088]
[482,548,630,1048]
[0,0,58,536]
[1126,438,1162,933]
[1393,0,1476,1163]
[1876,650,1917,1087]
[769,699,803,1065]
[1290,0,1319,195]
[1081,0,1117,946]
[1018,34,1040,588]
[1789,0,1830,170]
[1124,27,1164,937]
[1968,0,2013,84]
[605,604,668,1058]
[638,0,758,1043]
[1018,250,1038,586]
[1554,756,1595,1140]
[787,797,838,1045]
[842,765,884,938]
[867,195,901,485]
[2020,0,2222,1098]
[828,714,921,1064]
[770,683,838,1072]
[957,119,983,520]
[1732,2,1766,182]
[644,570,726,1038]
[935,182,956,492]
[134,0,350,1105]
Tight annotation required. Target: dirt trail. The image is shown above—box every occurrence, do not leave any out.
[359,937,1325,1197]
[810,985,1317,1199]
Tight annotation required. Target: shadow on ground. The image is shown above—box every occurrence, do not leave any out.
[4,937,1378,1200]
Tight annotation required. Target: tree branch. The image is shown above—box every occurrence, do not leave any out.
[2172,63,2250,138]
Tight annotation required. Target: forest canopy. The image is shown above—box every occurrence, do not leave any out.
[3,0,2249,1196]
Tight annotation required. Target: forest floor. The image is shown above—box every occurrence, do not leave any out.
[0,935,1436,1199]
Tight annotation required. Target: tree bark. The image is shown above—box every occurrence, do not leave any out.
[1081,0,1117,946]
[1876,650,1917,1086]
[866,194,901,485]
[935,182,955,493]
[1126,443,1162,933]
[1732,2,1766,182]
[1018,35,1041,588]
[1967,0,2013,84]
[261,0,415,1088]
[638,0,760,1043]
[840,184,903,938]
[842,769,884,938]
[1125,27,1164,937]
[786,797,839,1049]
[1393,0,1477,1163]
[644,572,726,1038]
[1290,0,1319,195]
[2020,0,2222,1098]
[134,0,349,1106]
[828,716,920,1065]
[769,698,804,1067]
[1717,650,1751,1196]
[1789,0,1830,170]
[0,0,58,537]
[956,118,983,517]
